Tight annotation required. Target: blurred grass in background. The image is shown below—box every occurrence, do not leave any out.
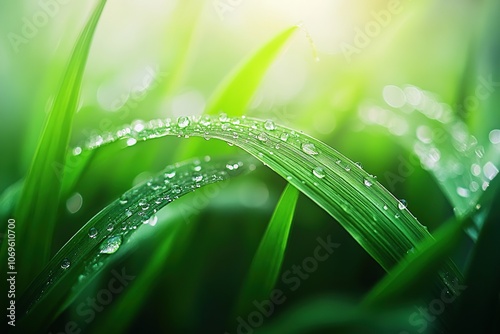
[1,0,499,333]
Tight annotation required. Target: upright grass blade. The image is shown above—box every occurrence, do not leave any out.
[0,0,107,292]
[176,26,298,161]
[362,215,470,307]
[14,155,255,333]
[205,26,298,116]
[235,184,299,316]
[71,114,464,303]
[159,0,204,95]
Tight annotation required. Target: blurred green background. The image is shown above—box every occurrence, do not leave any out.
[1,0,499,333]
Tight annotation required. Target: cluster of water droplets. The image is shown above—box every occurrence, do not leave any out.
[74,114,429,226]
[49,155,253,299]
[68,115,441,271]
[359,85,499,216]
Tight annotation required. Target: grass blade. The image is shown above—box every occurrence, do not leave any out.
[205,26,298,116]
[176,26,298,161]
[362,215,470,307]
[451,175,500,333]
[360,85,498,219]
[72,114,464,305]
[235,184,299,315]
[14,155,255,333]
[0,0,107,291]
[90,216,184,334]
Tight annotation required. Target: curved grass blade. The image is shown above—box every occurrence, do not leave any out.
[205,26,298,116]
[359,85,499,222]
[14,155,255,333]
[363,214,471,308]
[451,175,500,333]
[235,184,299,316]
[74,114,464,302]
[0,0,108,292]
[89,215,184,334]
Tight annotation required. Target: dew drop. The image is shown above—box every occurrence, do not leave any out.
[145,214,158,226]
[139,199,150,211]
[125,209,132,217]
[106,223,114,231]
[61,258,71,269]
[99,236,122,254]
[226,162,240,171]
[88,227,98,239]
[177,116,189,128]
[219,112,229,122]
[355,162,363,169]
[280,132,289,142]
[394,213,401,219]
[164,167,176,179]
[258,132,269,142]
[475,146,485,158]
[73,147,82,156]
[264,120,276,131]
[398,199,407,210]
[312,166,325,179]
[383,204,388,210]
[363,178,373,187]
[119,194,128,205]
[192,173,203,182]
[126,138,137,147]
[301,143,318,155]
[456,187,469,198]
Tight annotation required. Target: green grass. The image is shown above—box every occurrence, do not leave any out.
[1,1,499,333]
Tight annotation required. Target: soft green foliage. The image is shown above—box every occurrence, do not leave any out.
[1,1,499,333]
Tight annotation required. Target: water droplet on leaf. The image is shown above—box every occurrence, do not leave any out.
[264,120,276,131]
[258,132,269,142]
[177,116,189,128]
[312,167,325,179]
[192,173,203,182]
[219,112,229,122]
[363,178,372,187]
[61,258,71,269]
[302,143,318,155]
[119,195,128,205]
[88,227,98,238]
[99,236,122,254]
